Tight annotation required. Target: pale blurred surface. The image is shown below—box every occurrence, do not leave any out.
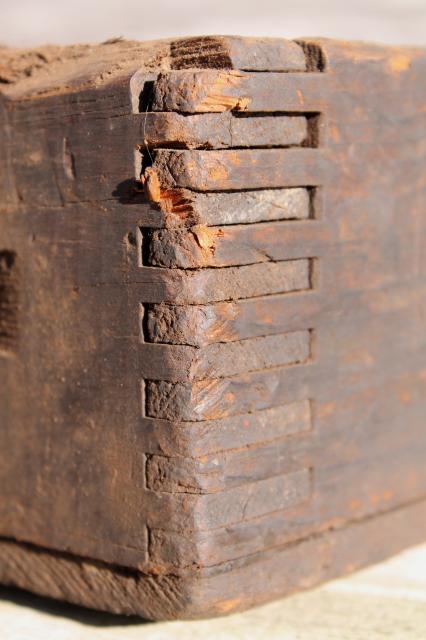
[0,0,426,47]
[1,544,426,640]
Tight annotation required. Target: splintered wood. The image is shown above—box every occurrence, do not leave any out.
[0,35,426,621]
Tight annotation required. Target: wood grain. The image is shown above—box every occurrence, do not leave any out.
[151,187,311,227]
[147,148,326,191]
[139,112,309,149]
[151,70,326,113]
[170,36,307,72]
[147,220,327,268]
[1,35,426,621]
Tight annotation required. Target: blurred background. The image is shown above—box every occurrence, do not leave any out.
[1,0,426,48]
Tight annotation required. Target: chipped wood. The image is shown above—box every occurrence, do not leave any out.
[146,220,327,268]
[146,148,326,192]
[152,187,310,227]
[151,70,327,113]
[1,35,426,622]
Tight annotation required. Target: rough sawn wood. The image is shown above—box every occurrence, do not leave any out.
[0,35,426,620]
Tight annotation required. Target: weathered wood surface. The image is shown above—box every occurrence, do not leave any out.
[139,399,312,457]
[144,292,319,345]
[151,70,326,112]
[140,330,311,381]
[146,220,326,268]
[2,544,426,640]
[1,35,426,621]
[169,36,307,72]
[1,502,426,620]
[150,187,311,227]
[139,112,309,149]
[131,259,312,303]
[144,281,424,346]
[145,148,326,191]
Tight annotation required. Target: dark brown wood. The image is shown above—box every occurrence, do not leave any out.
[169,36,307,71]
[139,112,309,149]
[147,220,326,268]
[144,291,319,345]
[151,70,326,112]
[131,259,312,303]
[1,499,426,618]
[148,187,311,227]
[140,330,311,381]
[1,35,426,621]
[145,148,326,191]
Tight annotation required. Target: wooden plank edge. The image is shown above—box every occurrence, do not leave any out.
[1,498,426,619]
[169,36,307,72]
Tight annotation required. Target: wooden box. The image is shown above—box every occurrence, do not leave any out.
[0,36,426,620]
